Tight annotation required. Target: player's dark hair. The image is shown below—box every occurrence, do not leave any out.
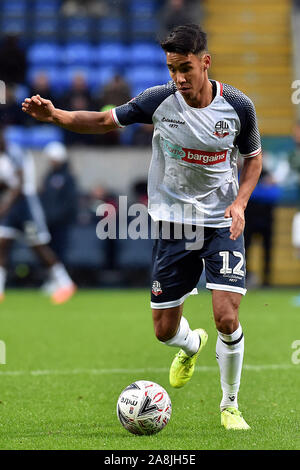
[160,24,207,56]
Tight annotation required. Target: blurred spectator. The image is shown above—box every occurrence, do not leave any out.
[95,74,131,110]
[0,85,27,126]
[61,0,108,16]
[288,122,300,195]
[59,74,94,145]
[0,35,27,86]
[132,180,148,206]
[59,73,93,111]
[158,0,202,38]
[244,169,281,287]
[41,142,79,262]
[29,73,56,104]
[132,124,154,147]
[92,74,131,146]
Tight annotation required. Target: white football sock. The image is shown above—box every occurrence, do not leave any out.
[49,263,73,289]
[0,266,7,295]
[164,316,200,356]
[216,323,244,411]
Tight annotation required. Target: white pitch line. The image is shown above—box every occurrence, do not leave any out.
[0,364,297,377]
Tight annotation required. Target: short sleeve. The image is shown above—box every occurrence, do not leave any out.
[112,81,176,128]
[222,83,261,158]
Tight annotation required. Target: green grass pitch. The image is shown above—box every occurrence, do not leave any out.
[0,288,299,450]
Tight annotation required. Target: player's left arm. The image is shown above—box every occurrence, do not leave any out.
[224,152,262,240]
[224,91,262,240]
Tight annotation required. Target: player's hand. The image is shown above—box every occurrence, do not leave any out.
[21,95,55,123]
[224,202,245,240]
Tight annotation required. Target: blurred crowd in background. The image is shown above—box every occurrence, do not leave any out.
[0,0,300,290]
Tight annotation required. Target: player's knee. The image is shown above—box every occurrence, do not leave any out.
[215,314,237,334]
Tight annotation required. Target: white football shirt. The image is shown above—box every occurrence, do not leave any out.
[112,80,261,227]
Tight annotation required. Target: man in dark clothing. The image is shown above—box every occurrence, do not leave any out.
[41,142,78,261]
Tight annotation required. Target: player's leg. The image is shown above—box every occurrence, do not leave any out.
[152,303,208,388]
[0,237,13,301]
[24,195,76,304]
[205,227,250,429]
[32,243,76,304]
[150,223,208,388]
[213,290,249,429]
[212,290,244,411]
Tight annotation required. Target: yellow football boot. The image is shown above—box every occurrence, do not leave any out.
[169,328,208,388]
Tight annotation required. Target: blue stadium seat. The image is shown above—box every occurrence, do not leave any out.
[2,0,27,16]
[27,43,62,66]
[128,42,166,65]
[28,125,64,148]
[4,125,64,148]
[95,42,128,67]
[1,17,27,35]
[64,225,107,268]
[125,65,165,89]
[33,0,61,16]
[63,16,92,39]
[129,18,158,38]
[97,17,127,40]
[62,43,94,66]
[4,126,28,147]
[32,17,59,37]
[128,0,158,16]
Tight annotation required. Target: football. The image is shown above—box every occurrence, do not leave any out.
[116,380,172,435]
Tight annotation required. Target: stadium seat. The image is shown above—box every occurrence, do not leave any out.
[129,18,158,39]
[64,225,107,269]
[33,0,61,16]
[1,17,27,35]
[63,16,92,39]
[27,43,62,66]
[128,0,158,16]
[4,126,28,147]
[97,17,127,40]
[2,0,27,16]
[125,65,167,90]
[62,43,95,66]
[32,17,59,38]
[128,43,166,66]
[95,42,129,67]
[27,125,64,148]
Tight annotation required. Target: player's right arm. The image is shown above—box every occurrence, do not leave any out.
[21,95,118,134]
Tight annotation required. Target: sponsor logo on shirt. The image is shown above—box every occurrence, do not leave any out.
[162,117,185,128]
[163,138,227,165]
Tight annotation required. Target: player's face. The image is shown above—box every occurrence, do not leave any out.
[166,52,211,105]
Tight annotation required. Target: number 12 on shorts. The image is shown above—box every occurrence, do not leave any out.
[219,251,245,277]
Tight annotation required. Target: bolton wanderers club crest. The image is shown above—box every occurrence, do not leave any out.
[152,280,163,296]
[213,120,229,138]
